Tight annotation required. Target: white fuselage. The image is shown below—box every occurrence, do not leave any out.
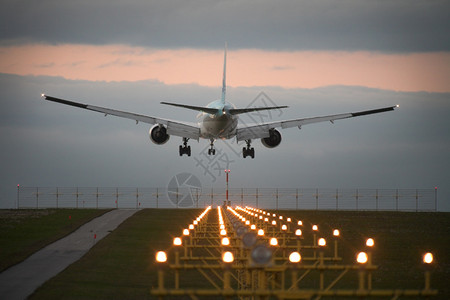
[198,100,238,139]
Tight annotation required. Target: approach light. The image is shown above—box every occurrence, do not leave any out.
[193,220,198,225]
[183,229,189,236]
[173,237,182,246]
[357,252,368,264]
[220,229,227,236]
[366,238,375,247]
[250,224,256,230]
[318,238,326,247]
[298,220,303,226]
[279,216,283,220]
[287,218,291,222]
[221,237,230,246]
[423,252,433,264]
[220,224,225,230]
[258,229,265,236]
[189,224,194,230]
[333,229,340,237]
[269,237,278,246]
[245,220,250,225]
[289,252,301,263]
[222,251,234,263]
[312,225,318,231]
[272,220,277,225]
[295,229,302,236]
[156,251,167,263]
[281,225,287,231]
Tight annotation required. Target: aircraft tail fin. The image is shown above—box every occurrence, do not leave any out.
[221,42,227,104]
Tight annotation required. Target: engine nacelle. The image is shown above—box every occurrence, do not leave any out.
[149,124,170,145]
[261,129,282,148]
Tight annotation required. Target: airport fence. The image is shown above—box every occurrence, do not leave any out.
[16,187,438,212]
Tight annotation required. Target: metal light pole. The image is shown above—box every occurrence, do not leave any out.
[225,169,230,206]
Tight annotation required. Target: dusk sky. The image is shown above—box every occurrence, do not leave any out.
[1,1,449,210]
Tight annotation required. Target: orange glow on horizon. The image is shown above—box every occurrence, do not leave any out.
[0,44,449,93]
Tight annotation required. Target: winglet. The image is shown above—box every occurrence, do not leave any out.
[221,42,227,104]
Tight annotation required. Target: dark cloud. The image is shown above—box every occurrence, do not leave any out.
[1,1,449,52]
[1,73,449,210]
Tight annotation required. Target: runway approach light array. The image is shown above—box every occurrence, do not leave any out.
[153,205,437,299]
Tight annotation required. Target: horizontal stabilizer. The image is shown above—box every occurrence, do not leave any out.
[160,102,219,114]
[229,106,288,115]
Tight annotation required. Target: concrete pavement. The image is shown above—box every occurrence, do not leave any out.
[0,209,137,300]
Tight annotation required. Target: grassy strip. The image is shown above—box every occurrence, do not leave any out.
[31,209,449,299]
[0,209,110,272]
[31,209,202,299]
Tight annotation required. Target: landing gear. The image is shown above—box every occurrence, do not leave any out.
[208,139,216,155]
[242,139,255,159]
[179,138,191,156]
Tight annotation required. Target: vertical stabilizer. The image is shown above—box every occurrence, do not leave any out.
[221,42,227,104]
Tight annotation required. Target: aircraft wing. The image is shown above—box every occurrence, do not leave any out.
[235,105,398,141]
[42,95,201,141]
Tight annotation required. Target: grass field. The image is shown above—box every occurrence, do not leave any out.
[27,209,450,299]
[0,209,110,272]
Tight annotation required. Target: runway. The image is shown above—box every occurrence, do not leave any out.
[0,209,137,300]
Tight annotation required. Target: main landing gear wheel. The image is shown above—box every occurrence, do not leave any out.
[208,139,216,155]
[179,138,191,156]
[242,140,255,159]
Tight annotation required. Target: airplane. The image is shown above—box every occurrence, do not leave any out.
[42,45,398,159]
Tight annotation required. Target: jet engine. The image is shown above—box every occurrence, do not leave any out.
[149,124,170,145]
[261,129,282,148]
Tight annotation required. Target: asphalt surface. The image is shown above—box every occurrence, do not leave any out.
[0,209,137,300]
